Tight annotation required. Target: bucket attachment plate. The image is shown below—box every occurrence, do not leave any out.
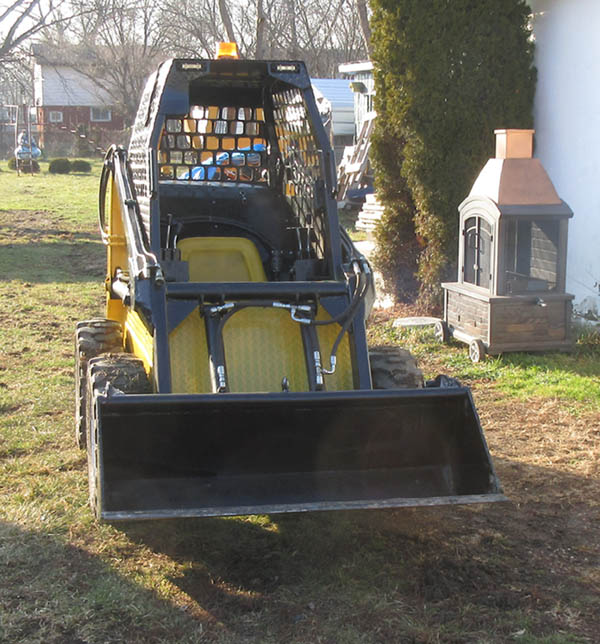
[92,388,505,520]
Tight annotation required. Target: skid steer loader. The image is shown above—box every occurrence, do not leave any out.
[75,52,505,521]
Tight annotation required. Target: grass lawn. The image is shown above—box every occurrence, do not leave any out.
[368,320,600,411]
[0,160,599,643]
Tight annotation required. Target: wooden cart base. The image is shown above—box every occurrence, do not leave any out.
[441,283,574,362]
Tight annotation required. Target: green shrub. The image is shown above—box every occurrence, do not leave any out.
[7,157,40,173]
[370,126,420,302]
[71,159,92,173]
[371,0,536,311]
[49,158,72,174]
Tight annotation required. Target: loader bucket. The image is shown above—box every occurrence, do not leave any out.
[92,388,505,521]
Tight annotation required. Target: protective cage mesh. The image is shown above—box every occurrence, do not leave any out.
[158,105,268,183]
[272,88,325,260]
[156,87,327,262]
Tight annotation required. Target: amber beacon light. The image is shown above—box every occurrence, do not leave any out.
[216,42,239,59]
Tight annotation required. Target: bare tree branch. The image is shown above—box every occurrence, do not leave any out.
[0,0,84,62]
[23,0,369,119]
[38,0,170,123]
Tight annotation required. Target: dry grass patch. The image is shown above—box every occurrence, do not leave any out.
[1,172,599,643]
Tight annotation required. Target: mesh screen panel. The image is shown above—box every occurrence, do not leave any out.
[158,106,268,183]
[272,88,325,259]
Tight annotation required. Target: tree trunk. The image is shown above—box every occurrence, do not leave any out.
[287,0,298,59]
[255,0,266,58]
[218,0,237,45]
[356,0,371,55]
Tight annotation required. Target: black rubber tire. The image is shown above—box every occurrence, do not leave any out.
[369,345,424,389]
[74,319,123,449]
[434,320,449,344]
[469,339,486,364]
[86,354,151,518]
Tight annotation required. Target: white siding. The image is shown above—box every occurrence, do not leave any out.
[338,64,375,139]
[34,64,112,107]
[530,0,600,318]
[33,64,44,106]
[311,79,355,137]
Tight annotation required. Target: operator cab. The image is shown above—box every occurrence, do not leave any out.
[133,58,341,283]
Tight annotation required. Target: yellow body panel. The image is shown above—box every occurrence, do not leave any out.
[178,237,267,282]
[125,310,154,373]
[168,305,354,394]
[107,177,128,286]
[169,309,212,393]
[105,229,354,393]
[105,176,129,329]
[223,308,309,392]
[106,299,127,330]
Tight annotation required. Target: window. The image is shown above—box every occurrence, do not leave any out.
[504,220,559,293]
[48,110,63,123]
[463,216,492,289]
[90,107,112,122]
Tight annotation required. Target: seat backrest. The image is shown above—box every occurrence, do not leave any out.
[177,236,267,282]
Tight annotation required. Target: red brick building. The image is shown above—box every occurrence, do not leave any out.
[32,44,125,154]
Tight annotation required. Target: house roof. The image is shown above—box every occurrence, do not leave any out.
[311,79,354,109]
[32,43,114,107]
[338,61,373,75]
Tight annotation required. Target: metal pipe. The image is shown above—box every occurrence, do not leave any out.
[166,281,348,300]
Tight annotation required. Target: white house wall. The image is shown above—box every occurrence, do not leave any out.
[530,0,600,319]
[34,64,112,107]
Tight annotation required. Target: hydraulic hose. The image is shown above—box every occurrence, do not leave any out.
[320,265,370,375]
[98,146,117,244]
[310,259,371,326]
[205,259,372,381]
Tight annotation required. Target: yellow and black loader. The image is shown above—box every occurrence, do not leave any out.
[75,52,505,520]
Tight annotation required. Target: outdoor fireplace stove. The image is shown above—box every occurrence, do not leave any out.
[439,129,574,362]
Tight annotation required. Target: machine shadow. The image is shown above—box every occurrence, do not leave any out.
[121,512,349,608]
[119,455,599,637]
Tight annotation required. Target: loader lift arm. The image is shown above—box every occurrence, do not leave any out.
[100,145,164,285]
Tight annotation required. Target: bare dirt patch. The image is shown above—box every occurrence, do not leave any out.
[1,210,599,642]
[109,386,600,642]
[0,209,105,281]
[361,305,600,641]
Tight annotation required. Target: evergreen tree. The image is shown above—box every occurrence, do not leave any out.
[370,0,536,310]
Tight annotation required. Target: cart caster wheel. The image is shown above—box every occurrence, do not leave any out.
[434,320,449,343]
[469,339,486,363]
